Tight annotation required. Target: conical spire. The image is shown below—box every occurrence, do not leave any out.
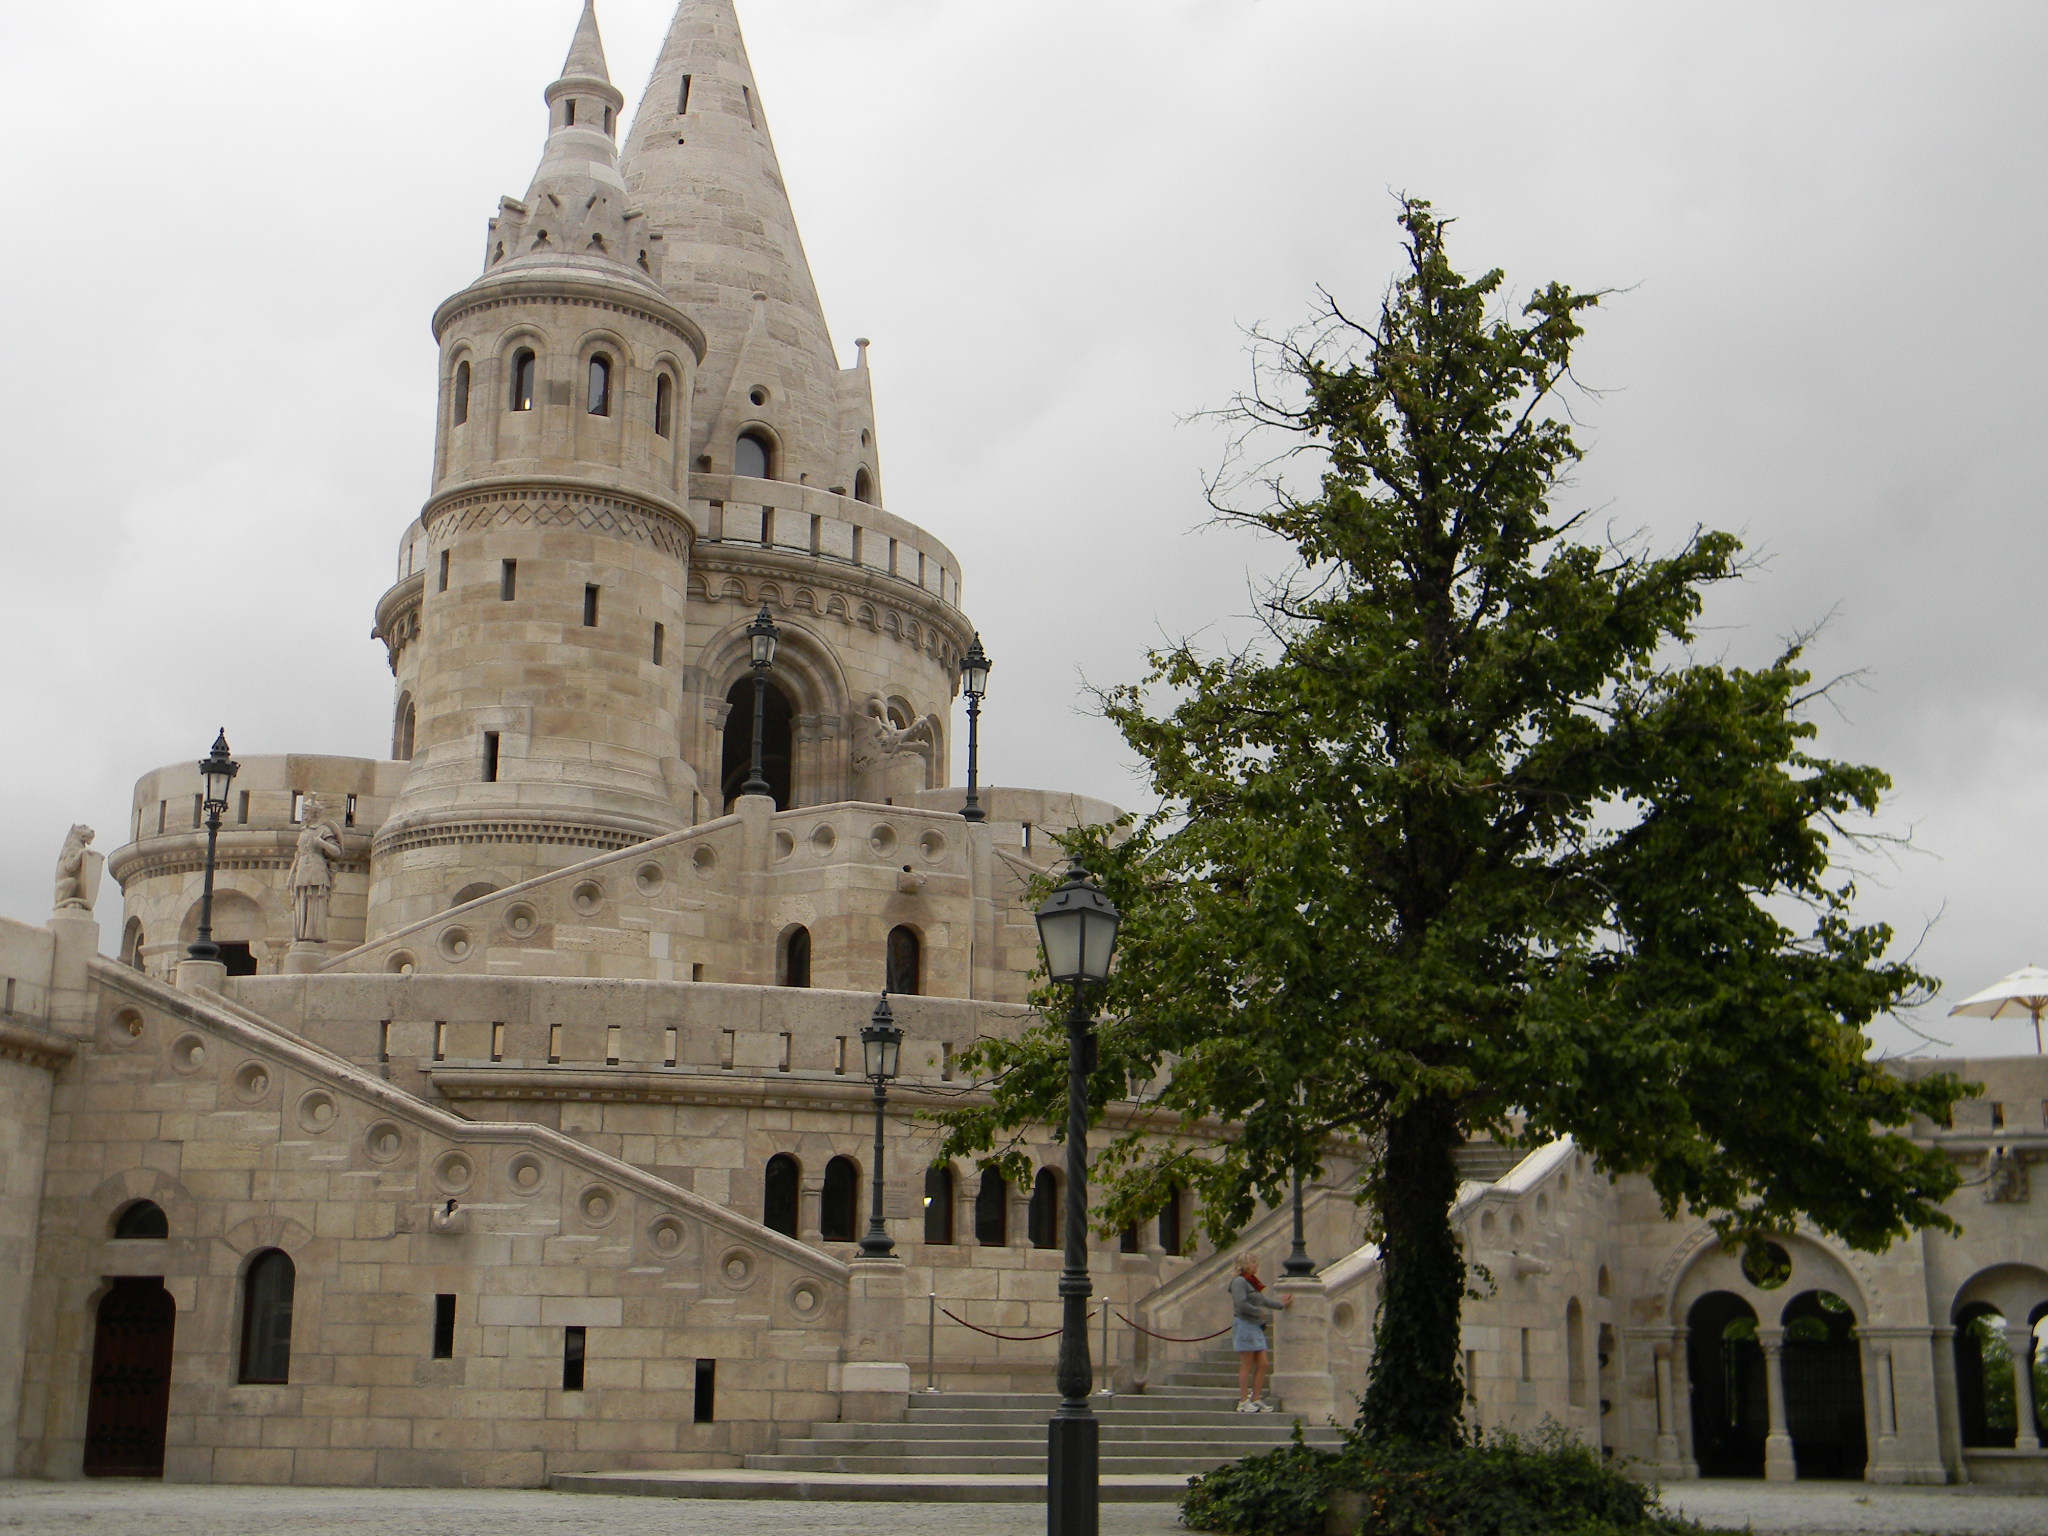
[561,0,610,83]
[621,0,868,494]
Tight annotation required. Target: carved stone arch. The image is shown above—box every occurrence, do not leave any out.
[794,588,819,613]
[490,320,550,363]
[720,577,749,603]
[757,581,787,609]
[1952,1262,2048,1324]
[1664,1222,1874,1326]
[223,1215,317,1259]
[824,595,849,620]
[87,1169,198,1244]
[856,603,877,630]
[884,610,902,638]
[699,615,853,807]
[687,573,711,603]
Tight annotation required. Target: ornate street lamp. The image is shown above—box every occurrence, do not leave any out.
[1034,864,1121,1536]
[187,729,239,963]
[959,634,992,823]
[859,994,903,1259]
[1282,1166,1317,1278]
[741,603,780,800]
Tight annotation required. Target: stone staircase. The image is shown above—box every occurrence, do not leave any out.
[552,1345,1344,1502]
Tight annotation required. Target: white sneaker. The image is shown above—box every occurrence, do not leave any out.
[1251,1400,1273,1413]
[1235,1398,1257,1413]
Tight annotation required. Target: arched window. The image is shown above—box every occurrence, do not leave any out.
[763,1154,801,1237]
[923,1164,955,1245]
[587,354,612,417]
[1028,1168,1061,1250]
[509,349,537,412]
[238,1249,296,1384]
[886,926,922,997]
[781,926,811,988]
[820,1156,860,1242]
[451,360,471,426]
[853,466,873,504]
[121,918,146,970]
[720,676,793,810]
[654,374,674,438]
[734,430,772,479]
[974,1166,1008,1246]
[394,693,416,761]
[1157,1183,1184,1256]
[1566,1297,1588,1408]
[112,1200,168,1239]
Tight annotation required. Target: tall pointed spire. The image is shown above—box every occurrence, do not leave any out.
[622,1,868,495]
[561,0,610,84]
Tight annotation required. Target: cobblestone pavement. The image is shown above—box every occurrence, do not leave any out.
[3,1480,2048,1535]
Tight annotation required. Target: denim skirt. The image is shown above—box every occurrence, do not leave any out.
[1232,1318,1269,1353]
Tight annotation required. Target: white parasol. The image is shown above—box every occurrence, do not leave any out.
[1947,964,2048,1054]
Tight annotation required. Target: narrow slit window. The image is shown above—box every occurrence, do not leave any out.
[652,622,666,664]
[655,374,674,438]
[191,794,201,828]
[835,1035,847,1075]
[432,1021,447,1061]
[548,1023,563,1064]
[432,1294,456,1359]
[509,348,536,412]
[490,1022,505,1062]
[663,1026,678,1067]
[236,791,250,825]
[451,361,470,426]
[742,85,755,125]
[678,74,693,114]
[562,1326,586,1391]
[378,1020,391,1064]
[564,99,577,128]
[500,559,517,600]
[583,584,600,627]
[603,104,614,136]
[778,1031,793,1072]
[605,1025,621,1066]
[720,1028,735,1068]
[291,791,306,823]
[587,354,611,417]
[693,1358,716,1423]
[482,731,500,783]
[344,793,357,827]
[438,549,450,592]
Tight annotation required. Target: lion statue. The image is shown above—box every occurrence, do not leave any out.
[53,824,96,911]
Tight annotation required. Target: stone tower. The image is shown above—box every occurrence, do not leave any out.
[363,0,970,941]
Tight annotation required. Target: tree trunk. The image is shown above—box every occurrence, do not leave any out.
[1359,1091,1466,1447]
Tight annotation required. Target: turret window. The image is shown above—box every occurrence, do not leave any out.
[564,100,577,128]
[510,349,536,412]
[654,375,674,438]
[853,467,873,504]
[588,354,612,417]
[735,430,772,480]
[678,75,692,114]
[451,361,471,426]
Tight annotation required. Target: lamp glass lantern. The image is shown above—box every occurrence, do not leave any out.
[747,604,780,668]
[960,635,992,699]
[199,729,239,811]
[1034,866,1121,986]
[861,996,902,1082]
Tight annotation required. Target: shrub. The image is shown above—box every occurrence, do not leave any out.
[1181,1424,1722,1536]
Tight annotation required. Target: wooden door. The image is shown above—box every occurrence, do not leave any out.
[82,1277,176,1477]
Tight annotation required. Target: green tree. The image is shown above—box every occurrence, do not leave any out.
[939,199,1970,1449]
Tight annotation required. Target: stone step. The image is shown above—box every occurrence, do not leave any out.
[551,1469,1192,1503]
[745,1451,1287,1475]
[832,1414,1323,1435]
[777,1428,1339,1455]
[905,1389,1241,1410]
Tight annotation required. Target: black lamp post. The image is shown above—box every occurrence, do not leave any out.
[1282,1165,1316,1278]
[859,994,903,1259]
[187,729,239,963]
[959,634,991,823]
[741,603,780,800]
[1034,864,1121,1536]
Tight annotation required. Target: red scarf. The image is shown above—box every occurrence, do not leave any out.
[1242,1272,1266,1292]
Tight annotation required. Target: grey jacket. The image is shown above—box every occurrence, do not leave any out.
[1230,1275,1284,1324]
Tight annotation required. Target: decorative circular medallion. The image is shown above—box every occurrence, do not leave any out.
[578,1185,617,1226]
[230,1061,272,1103]
[691,845,718,876]
[387,950,417,975]
[169,1034,207,1075]
[570,881,605,915]
[918,829,947,863]
[648,1215,688,1256]
[502,903,538,939]
[365,1121,405,1162]
[718,1247,758,1290]
[809,823,837,856]
[437,926,472,961]
[434,1152,475,1194]
[507,1153,545,1194]
[634,862,666,896]
[868,823,898,856]
[296,1090,338,1134]
[788,1281,823,1319]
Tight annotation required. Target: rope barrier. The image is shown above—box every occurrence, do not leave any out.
[939,1306,1066,1342]
[1113,1311,1233,1343]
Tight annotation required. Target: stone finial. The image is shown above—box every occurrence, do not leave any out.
[561,0,611,84]
[53,825,98,912]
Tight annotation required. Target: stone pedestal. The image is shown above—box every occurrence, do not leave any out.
[45,911,100,1037]
[283,942,328,975]
[1268,1276,1336,1423]
[841,1254,910,1423]
[175,959,228,995]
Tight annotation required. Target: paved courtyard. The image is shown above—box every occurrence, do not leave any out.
[3,1481,2048,1535]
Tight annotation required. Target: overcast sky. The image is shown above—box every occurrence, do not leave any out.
[2,2,2043,1058]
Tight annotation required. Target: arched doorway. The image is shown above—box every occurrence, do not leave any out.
[722,677,793,810]
[1687,1291,1766,1477]
[82,1277,176,1477]
[1780,1290,1866,1479]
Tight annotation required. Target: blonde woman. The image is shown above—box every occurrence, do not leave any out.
[1229,1253,1291,1412]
